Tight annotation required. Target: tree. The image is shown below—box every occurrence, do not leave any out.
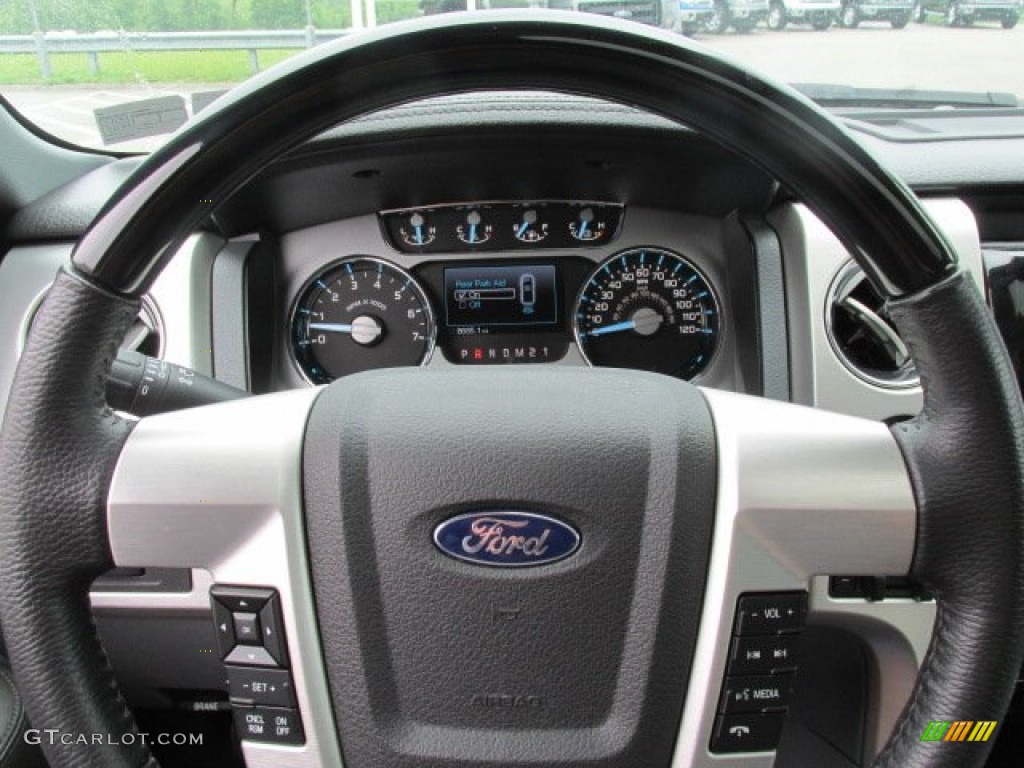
[251,0,303,28]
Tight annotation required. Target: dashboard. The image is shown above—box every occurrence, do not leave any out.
[4,89,1024,768]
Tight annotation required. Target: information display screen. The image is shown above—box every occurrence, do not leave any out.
[444,264,558,328]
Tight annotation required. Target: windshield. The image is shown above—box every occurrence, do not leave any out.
[2,0,1022,151]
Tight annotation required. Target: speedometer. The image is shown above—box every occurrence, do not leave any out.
[573,248,720,380]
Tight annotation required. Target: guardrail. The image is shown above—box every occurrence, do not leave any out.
[0,29,352,80]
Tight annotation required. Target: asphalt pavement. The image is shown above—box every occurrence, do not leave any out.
[4,20,1023,151]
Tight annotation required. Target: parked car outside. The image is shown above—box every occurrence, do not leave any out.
[421,0,704,32]
[704,0,770,32]
[547,0,687,32]
[679,0,717,33]
[766,0,841,28]
[838,0,914,26]
[913,0,1020,26]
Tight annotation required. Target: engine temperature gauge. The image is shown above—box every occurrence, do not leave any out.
[569,207,608,243]
[398,211,436,247]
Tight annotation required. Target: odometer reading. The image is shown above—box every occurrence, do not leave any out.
[574,248,720,380]
[291,257,434,383]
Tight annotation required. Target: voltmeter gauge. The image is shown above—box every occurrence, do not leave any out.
[573,248,720,380]
[291,257,435,383]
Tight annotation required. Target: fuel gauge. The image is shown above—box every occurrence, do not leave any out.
[398,211,436,248]
[514,208,549,244]
[456,210,493,245]
[569,206,608,243]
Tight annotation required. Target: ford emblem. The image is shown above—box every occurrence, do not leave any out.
[433,511,580,567]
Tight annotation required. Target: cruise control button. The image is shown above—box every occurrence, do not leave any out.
[225,645,278,668]
[734,593,807,636]
[227,666,296,707]
[711,713,786,753]
[728,635,801,675]
[233,706,305,745]
[719,674,794,713]
[233,612,261,645]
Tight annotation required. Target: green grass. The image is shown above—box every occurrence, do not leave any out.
[2,48,303,86]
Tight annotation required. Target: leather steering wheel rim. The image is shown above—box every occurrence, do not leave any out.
[1,11,1023,768]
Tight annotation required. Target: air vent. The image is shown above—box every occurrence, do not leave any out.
[826,261,918,389]
[21,292,164,360]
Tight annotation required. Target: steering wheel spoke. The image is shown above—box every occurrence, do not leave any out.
[671,389,917,766]
[702,388,917,581]
[107,389,342,768]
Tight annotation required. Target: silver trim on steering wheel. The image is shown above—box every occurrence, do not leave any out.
[106,384,916,767]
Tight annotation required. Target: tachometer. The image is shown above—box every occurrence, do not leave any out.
[291,257,435,383]
[573,248,720,380]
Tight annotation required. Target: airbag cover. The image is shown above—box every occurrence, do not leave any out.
[302,368,716,767]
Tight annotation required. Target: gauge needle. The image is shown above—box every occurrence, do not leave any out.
[578,220,589,239]
[309,322,354,333]
[588,319,636,337]
[517,221,529,238]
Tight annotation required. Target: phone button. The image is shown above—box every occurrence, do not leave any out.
[711,713,786,753]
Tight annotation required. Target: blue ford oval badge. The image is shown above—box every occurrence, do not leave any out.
[433,512,580,567]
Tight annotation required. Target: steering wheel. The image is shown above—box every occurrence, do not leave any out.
[2,11,1023,768]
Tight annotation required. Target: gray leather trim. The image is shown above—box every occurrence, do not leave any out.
[0,268,157,768]
[0,664,23,765]
[878,270,1024,768]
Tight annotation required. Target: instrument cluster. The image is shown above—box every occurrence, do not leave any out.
[289,202,722,384]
